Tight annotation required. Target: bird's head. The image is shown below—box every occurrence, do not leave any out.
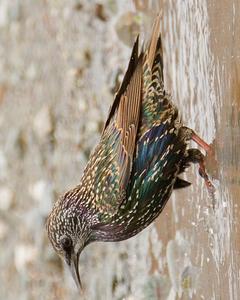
[46,194,91,290]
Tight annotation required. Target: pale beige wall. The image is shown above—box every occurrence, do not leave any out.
[0,1,239,299]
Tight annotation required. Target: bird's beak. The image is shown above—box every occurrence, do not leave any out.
[69,253,82,290]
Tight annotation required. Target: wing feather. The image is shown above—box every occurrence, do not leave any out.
[103,36,140,131]
[114,56,143,189]
[84,38,143,218]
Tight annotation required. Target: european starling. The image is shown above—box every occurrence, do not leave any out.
[47,15,214,288]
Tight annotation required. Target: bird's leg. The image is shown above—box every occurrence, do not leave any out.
[191,133,211,153]
[181,127,212,153]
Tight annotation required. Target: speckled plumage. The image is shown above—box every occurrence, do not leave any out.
[47,16,212,288]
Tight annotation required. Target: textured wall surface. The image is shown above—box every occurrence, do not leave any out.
[1,0,239,299]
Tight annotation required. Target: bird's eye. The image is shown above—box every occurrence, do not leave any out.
[60,236,72,251]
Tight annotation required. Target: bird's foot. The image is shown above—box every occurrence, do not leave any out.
[190,132,216,193]
[198,159,215,195]
[182,126,216,199]
[198,159,216,209]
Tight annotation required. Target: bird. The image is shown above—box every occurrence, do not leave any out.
[46,15,214,289]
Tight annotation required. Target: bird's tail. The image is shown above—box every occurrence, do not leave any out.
[145,13,164,82]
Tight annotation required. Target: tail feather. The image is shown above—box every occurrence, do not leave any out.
[146,14,162,70]
[152,36,164,82]
[144,14,164,83]
[139,14,176,136]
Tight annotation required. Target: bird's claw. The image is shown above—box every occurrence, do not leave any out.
[198,160,216,208]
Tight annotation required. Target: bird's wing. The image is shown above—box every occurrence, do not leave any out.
[83,38,143,219]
